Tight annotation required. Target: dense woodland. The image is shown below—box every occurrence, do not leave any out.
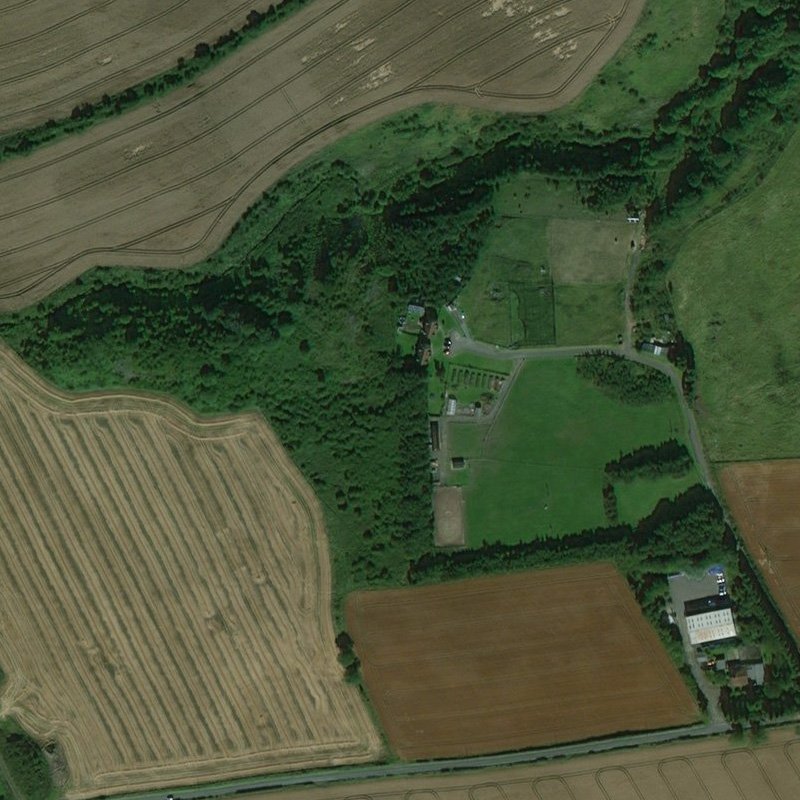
[0,0,799,747]
[576,352,672,403]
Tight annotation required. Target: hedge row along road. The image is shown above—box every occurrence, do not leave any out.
[0,0,644,311]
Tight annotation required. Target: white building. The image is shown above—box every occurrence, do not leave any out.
[685,607,737,645]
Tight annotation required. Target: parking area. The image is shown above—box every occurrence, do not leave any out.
[668,567,730,723]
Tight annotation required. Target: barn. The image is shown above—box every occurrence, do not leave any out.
[684,595,737,645]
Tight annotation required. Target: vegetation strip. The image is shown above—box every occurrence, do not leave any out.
[0,0,313,162]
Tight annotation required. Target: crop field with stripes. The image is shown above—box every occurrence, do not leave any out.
[1,0,263,132]
[262,724,800,799]
[0,346,379,799]
[0,0,644,310]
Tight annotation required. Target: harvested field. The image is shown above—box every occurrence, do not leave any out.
[0,0,261,132]
[433,486,465,547]
[0,345,379,799]
[0,0,644,310]
[721,460,800,639]
[346,563,698,760]
[259,724,800,799]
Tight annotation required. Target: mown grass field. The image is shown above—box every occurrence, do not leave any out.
[448,359,698,546]
[457,175,630,347]
[672,129,800,462]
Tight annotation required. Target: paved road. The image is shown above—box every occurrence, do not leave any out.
[120,721,731,800]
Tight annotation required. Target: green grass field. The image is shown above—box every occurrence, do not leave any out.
[557,0,726,132]
[672,129,800,462]
[447,359,698,545]
[458,175,627,347]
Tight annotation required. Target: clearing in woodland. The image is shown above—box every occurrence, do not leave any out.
[254,724,800,799]
[721,460,800,642]
[0,346,379,799]
[0,0,645,310]
[0,0,272,133]
[447,358,698,546]
[346,563,698,760]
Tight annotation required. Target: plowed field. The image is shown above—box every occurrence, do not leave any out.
[0,0,644,310]
[0,345,379,799]
[261,724,800,799]
[0,0,259,132]
[346,563,697,760]
[721,460,800,639]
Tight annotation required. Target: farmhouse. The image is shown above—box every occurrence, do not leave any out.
[684,595,738,645]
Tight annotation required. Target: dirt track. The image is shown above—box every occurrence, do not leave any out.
[0,344,379,799]
[0,0,644,311]
[0,0,260,132]
[260,724,800,799]
[347,563,697,760]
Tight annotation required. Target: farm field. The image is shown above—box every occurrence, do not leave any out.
[672,128,800,462]
[457,174,633,347]
[447,358,698,546]
[346,563,698,760]
[0,345,379,799]
[258,724,800,799]
[0,0,267,132]
[0,0,647,310]
[721,460,800,641]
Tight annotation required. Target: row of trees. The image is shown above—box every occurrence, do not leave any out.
[0,0,311,159]
[604,439,693,481]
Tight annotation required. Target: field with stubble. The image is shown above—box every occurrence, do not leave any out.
[0,0,644,310]
[0,345,379,799]
[255,724,800,799]
[0,0,263,132]
[346,563,698,760]
[721,460,800,640]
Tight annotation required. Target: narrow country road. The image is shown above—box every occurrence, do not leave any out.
[118,721,730,800]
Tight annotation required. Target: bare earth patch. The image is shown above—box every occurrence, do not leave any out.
[0,345,379,799]
[0,0,644,310]
[346,563,698,760]
[259,724,800,799]
[721,460,800,640]
[0,1,260,132]
[434,486,465,547]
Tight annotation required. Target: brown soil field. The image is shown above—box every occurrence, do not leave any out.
[259,724,800,799]
[721,460,800,640]
[0,0,644,311]
[0,344,379,799]
[433,486,465,547]
[346,563,698,760]
[0,0,260,132]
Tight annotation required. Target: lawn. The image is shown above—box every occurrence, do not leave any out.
[447,359,698,546]
[458,174,628,347]
[554,284,624,346]
[556,0,726,132]
[672,129,800,462]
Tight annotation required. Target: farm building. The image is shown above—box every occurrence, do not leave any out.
[684,595,737,645]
